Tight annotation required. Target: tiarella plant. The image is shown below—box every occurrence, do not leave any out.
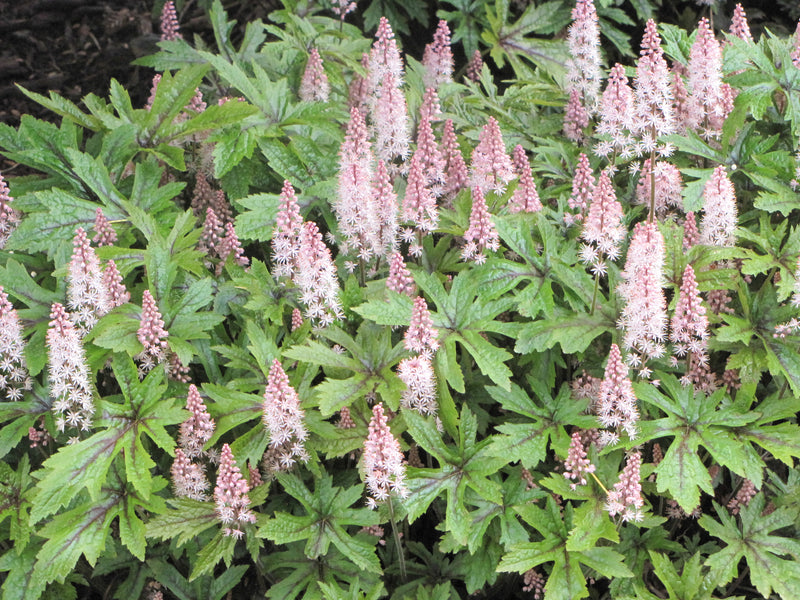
[2,0,800,598]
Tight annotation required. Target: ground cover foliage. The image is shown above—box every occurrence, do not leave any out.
[1,0,800,598]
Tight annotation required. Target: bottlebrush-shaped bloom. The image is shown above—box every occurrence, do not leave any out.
[687,18,733,138]
[47,303,94,432]
[466,49,483,82]
[371,71,411,165]
[730,4,753,42]
[331,0,356,20]
[272,181,303,279]
[291,308,303,332]
[171,448,209,501]
[441,119,468,199]
[564,89,590,143]
[160,0,182,41]
[397,355,438,415]
[386,252,416,296]
[618,222,668,370]
[299,48,330,102]
[683,212,700,250]
[606,451,644,522]
[0,287,31,401]
[564,430,596,489]
[0,174,20,249]
[634,159,683,214]
[422,20,454,89]
[509,145,542,213]
[338,109,378,259]
[92,208,117,246]
[217,222,249,274]
[179,384,215,459]
[349,53,370,111]
[402,154,439,249]
[594,64,637,159]
[137,290,169,371]
[191,172,215,218]
[565,0,602,114]
[262,359,309,474]
[470,117,515,194]
[68,227,111,335]
[566,153,595,225]
[414,115,446,196]
[295,221,343,326]
[701,165,737,247]
[419,87,441,123]
[405,296,439,355]
[671,65,691,134]
[634,20,675,153]
[596,344,639,444]
[369,17,404,91]
[199,207,223,261]
[363,403,408,508]
[214,443,256,538]
[102,260,130,308]
[580,170,625,274]
[671,265,709,358]
[373,160,399,256]
[462,187,500,264]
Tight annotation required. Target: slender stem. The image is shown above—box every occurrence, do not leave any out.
[590,470,609,495]
[387,496,407,580]
[590,272,600,316]
[359,257,366,287]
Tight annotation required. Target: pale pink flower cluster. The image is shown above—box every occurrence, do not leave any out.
[47,303,94,432]
[727,479,757,515]
[686,18,734,139]
[634,20,675,155]
[103,260,130,307]
[363,403,409,508]
[635,159,683,214]
[596,344,639,445]
[331,0,356,20]
[683,212,700,250]
[566,153,595,225]
[563,430,595,489]
[216,222,249,275]
[295,222,343,326]
[160,0,182,41]
[214,444,256,538]
[386,252,415,296]
[563,89,590,143]
[374,160,399,255]
[565,0,602,114]
[349,53,370,112]
[606,451,644,522]
[595,64,638,159]
[68,228,111,336]
[422,20,454,90]
[671,265,711,389]
[171,448,210,501]
[0,174,20,248]
[299,48,330,102]
[618,221,668,372]
[402,154,439,255]
[272,180,304,279]
[262,359,309,474]
[179,384,215,459]
[470,117,515,194]
[291,308,303,332]
[136,290,169,373]
[200,208,224,265]
[397,356,438,415]
[462,187,500,264]
[336,107,380,259]
[466,50,483,82]
[0,287,31,401]
[580,170,625,276]
[509,145,542,213]
[522,569,545,599]
[441,119,469,200]
[700,165,737,247]
[405,296,439,355]
[92,208,117,246]
[414,110,446,196]
[730,4,753,42]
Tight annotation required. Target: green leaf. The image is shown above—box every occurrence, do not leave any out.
[145,498,218,547]
[189,530,237,581]
[515,309,612,354]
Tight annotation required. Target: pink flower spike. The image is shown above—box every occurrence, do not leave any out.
[419,88,441,123]
[217,222,249,274]
[594,64,637,159]
[634,20,675,149]
[462,187,500,264]
[291,308,303,331]
[47,302,94,432]
[262,359,309,475]
[369,17,404,91]
[565,0,602,114]
[683,212,700,250]
[370,71,411,165]
[563,430,596,489]
[606,451,644,522]
[422,20,454,89]
[137,290,169,369]
[730,4,753,42]
[199,207,223,261]
[581,170,625,265]
[700,165,737,247]
[68,227,111,335]
[363,403,408,507]
[596,344,639,442]
[470,117,515,195]
[171,448,209,501]
[405,296,439,355]
[373,160,399,256]
[349,53,370,111]
[465,50,483,82]
[272,180,303,278]
[92,208,117,246]
[179,384,215,459]
[160,0,182,41]
[103,260,130,308]
[441,119,468,199]
[397,355,438,415]
[214,444,256,536]
[635,159,683,214]
[386,252,416,296]
[563,89,590,143]
[687,18,732,139]
[402,154,439,241]
[0,286,30,401]
[414,115,445,196]
[509,146,542,213]
[295,221,343,326]
[0,173,20,248]
[567,153,595,223]
[299,48,330,102]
